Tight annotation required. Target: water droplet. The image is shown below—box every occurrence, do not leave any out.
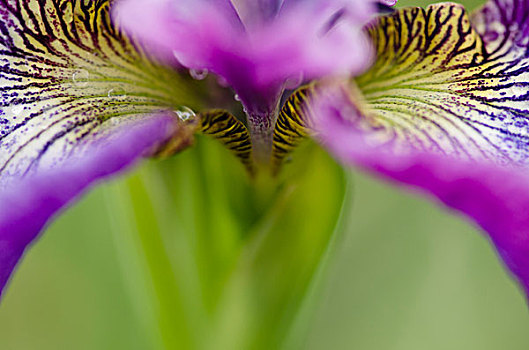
[107,87,127,98]
[234,94,241,101]
[175,106,196,121]
[72,70,89,87]
[189,68,208,80]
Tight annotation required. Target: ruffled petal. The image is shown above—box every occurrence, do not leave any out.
[310,0,529,297]
[115,0,375,115]
[0,0,201,297]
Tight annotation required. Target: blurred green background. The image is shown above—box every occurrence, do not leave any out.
[1,0,529,349]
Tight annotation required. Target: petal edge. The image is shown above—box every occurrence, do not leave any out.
[0,114,177,298]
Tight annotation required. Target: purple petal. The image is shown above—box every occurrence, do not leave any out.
[353,1,529,165]
[0,114,177,298]
[0,0,200,298]
[232,0,284,23]
[310,0,529,298]
[114,0,375,115]
[472,0,529,48]
[315,90,529,297]
[0,0,199,182]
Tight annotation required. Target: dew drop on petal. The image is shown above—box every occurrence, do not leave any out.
[175,106,196,121]
[72,70,89,87]
[189,68,208,80]
[107,87,127,98]
[234,94,241,101]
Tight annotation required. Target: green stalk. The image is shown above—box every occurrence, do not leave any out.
[105,137,348,350]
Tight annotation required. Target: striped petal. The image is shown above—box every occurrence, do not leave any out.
[0,114,178,297]
[0,0,202,297]
[355,2,529,164]
[115,0,375,145]
[307,0,529,298]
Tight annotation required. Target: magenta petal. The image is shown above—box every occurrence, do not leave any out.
[308,0,529,299]
[315,90,529,298]
[377,0,397,6]
[0,115,176,298]
[232,0,283,23]
[114,0,375,113]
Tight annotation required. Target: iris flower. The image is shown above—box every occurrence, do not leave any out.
[0,0,528,330]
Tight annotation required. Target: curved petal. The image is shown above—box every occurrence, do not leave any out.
[0,0,201,182]
[0,0,201,297]
[0,114,177,297]
[314,86,529,297]
[311,1,529,298]
[354,2,529,165]
[114,0,375,115]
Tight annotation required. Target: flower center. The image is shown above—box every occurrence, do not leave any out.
[115,0,377,165]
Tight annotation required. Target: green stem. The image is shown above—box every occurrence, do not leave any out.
[106,171,202,349]
[105,138,348,350]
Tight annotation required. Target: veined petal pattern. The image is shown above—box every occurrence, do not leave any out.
[312,0,529,299]
[0,0,201,184]
[0,0,204,297]
[356,2,529,165]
